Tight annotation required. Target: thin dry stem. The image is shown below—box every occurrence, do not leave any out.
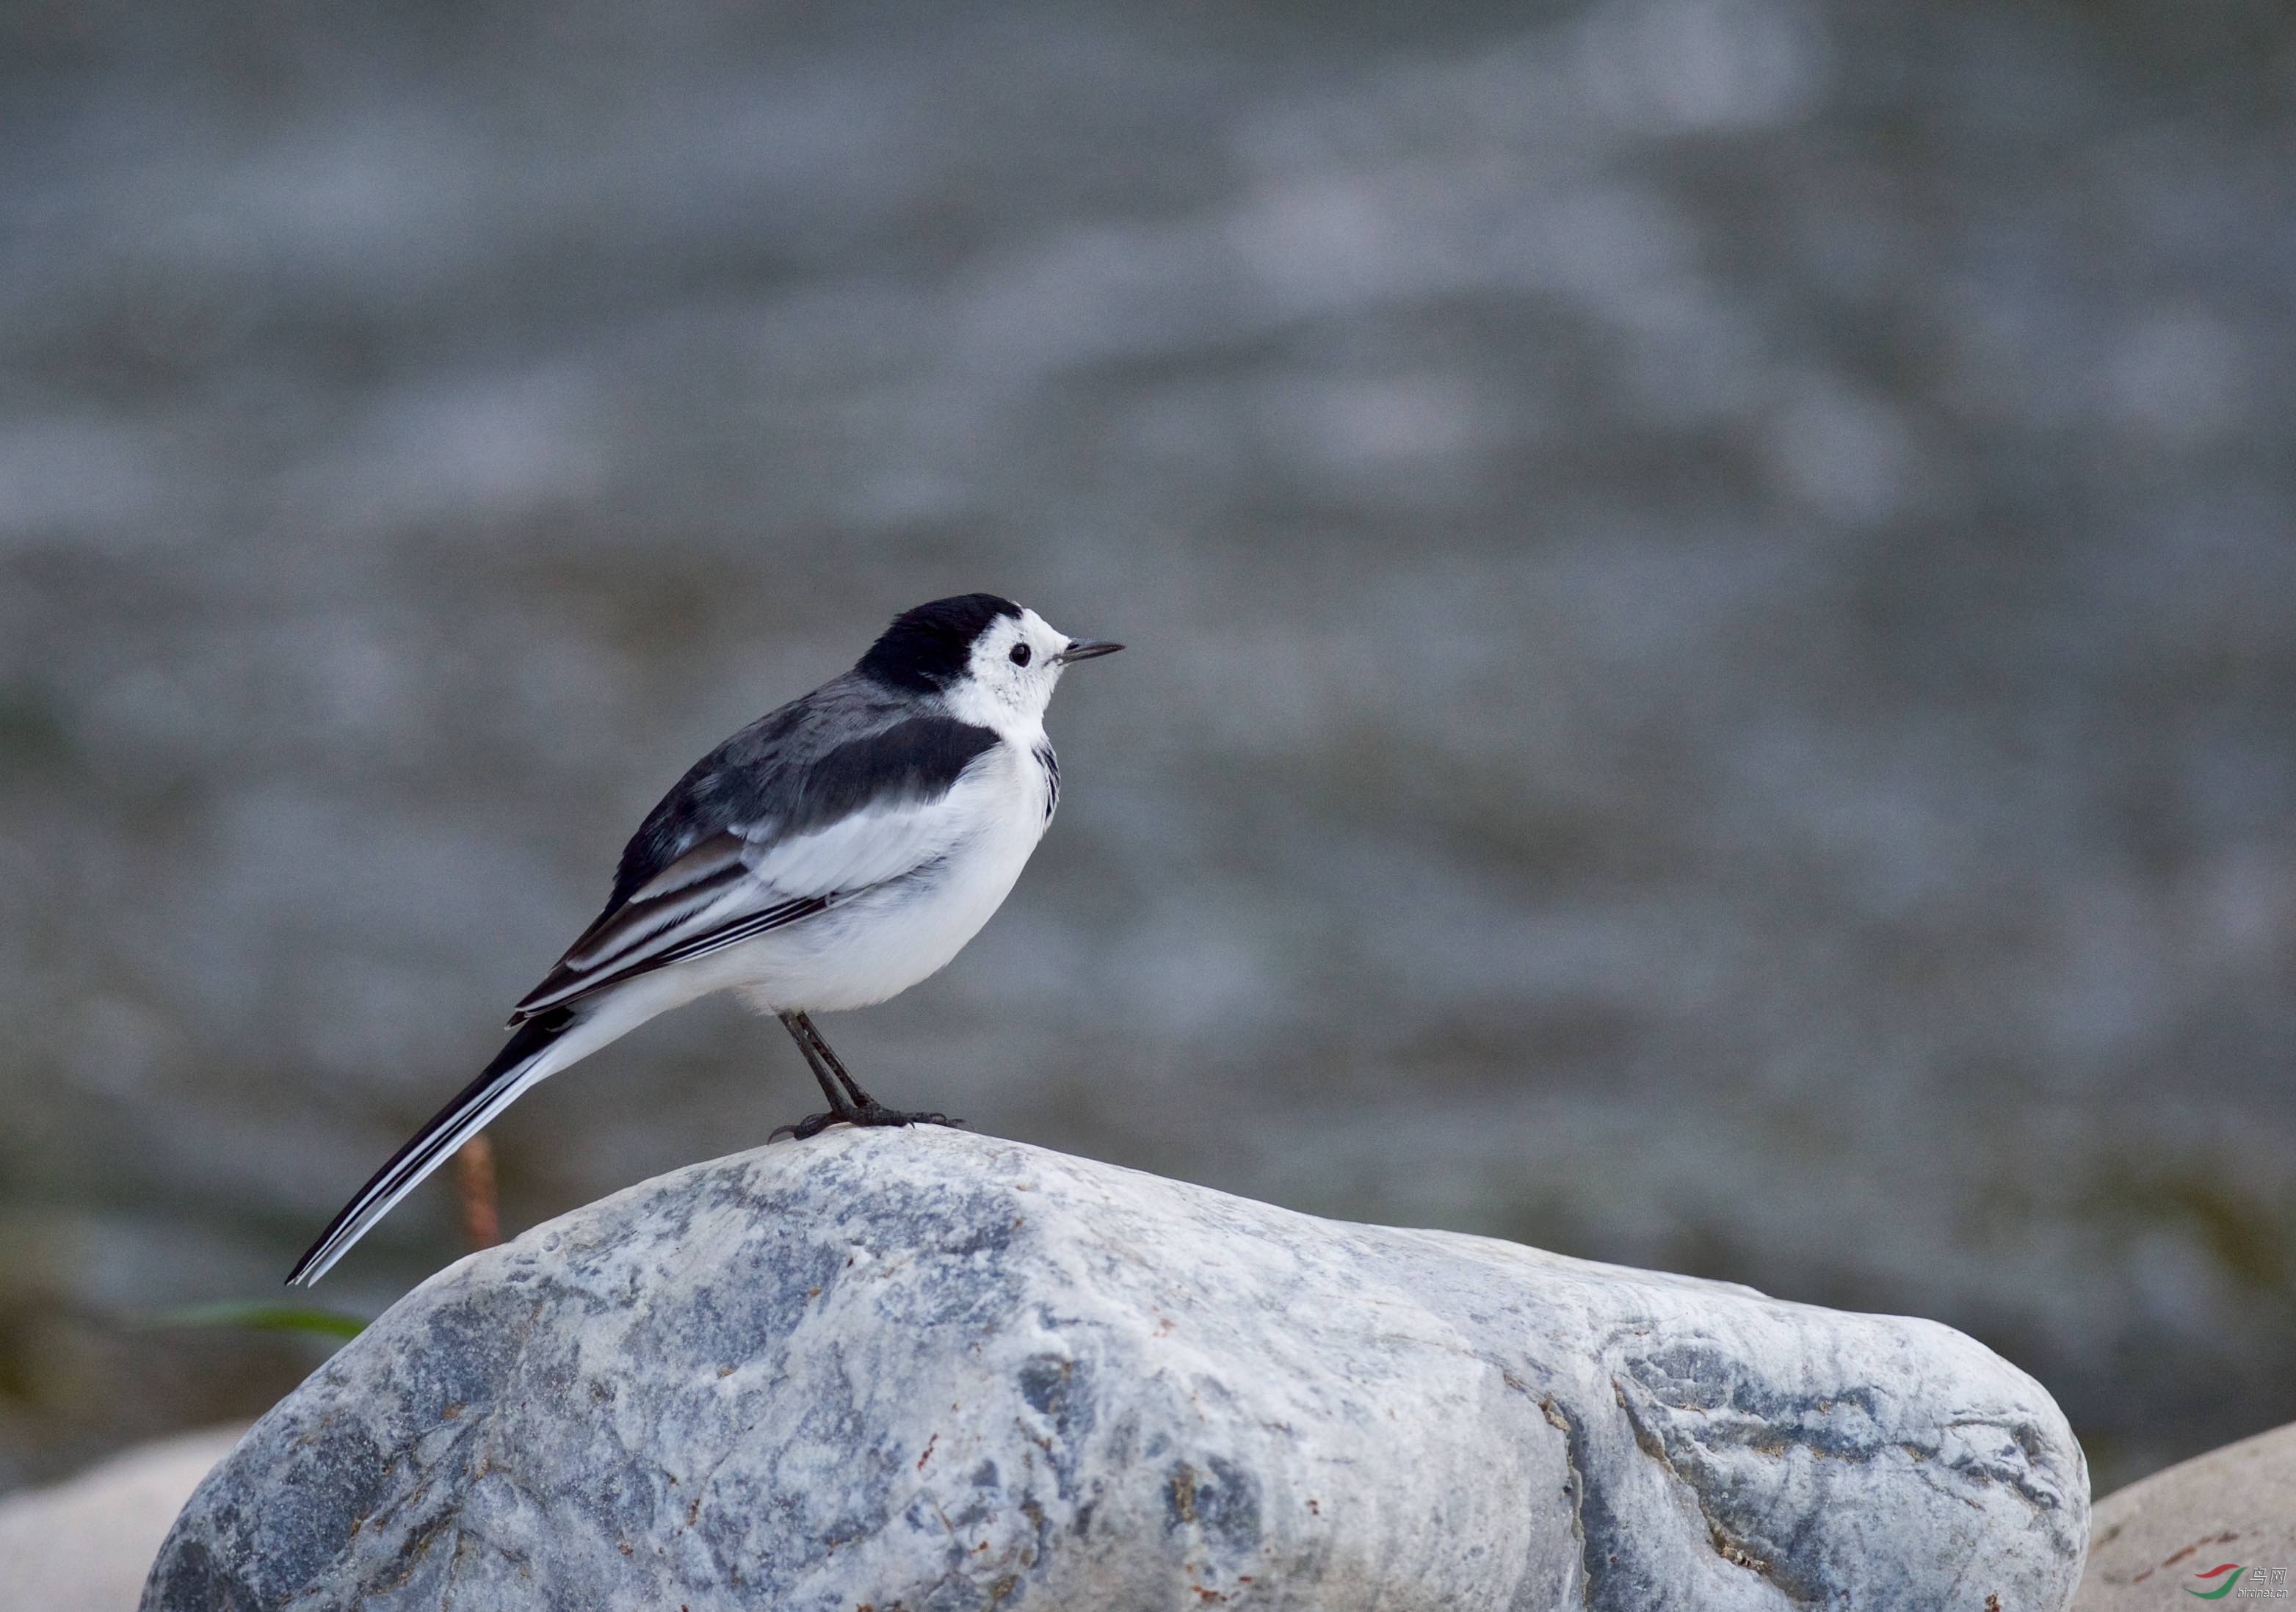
[454,1133,500,1250]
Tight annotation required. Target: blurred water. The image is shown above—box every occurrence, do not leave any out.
[1,0,2292,1496]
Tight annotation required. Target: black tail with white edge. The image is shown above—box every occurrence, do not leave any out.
[286,1006,581,1286]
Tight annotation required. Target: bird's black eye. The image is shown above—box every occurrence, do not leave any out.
[1009,643,1032,667]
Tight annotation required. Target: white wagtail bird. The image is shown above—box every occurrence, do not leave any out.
[288,594,1121,1285]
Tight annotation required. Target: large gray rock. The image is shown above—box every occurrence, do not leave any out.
[144,1128,2086,1609]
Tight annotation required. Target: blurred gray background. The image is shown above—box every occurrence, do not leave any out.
[1,0,2291,1500]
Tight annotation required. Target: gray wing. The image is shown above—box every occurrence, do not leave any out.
[510,675,1001,1020]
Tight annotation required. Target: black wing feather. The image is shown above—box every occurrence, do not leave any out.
[510,677,999,1020]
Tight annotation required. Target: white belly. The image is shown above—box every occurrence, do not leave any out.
[725,739,1053,1013]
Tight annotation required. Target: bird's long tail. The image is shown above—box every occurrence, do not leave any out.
[288,1006,587,1286]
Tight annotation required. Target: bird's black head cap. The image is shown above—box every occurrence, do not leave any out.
[855,593,1021,691]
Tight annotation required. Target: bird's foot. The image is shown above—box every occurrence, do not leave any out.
[769,1104,964,1143]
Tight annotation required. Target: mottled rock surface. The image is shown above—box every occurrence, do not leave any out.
[144,1129,2086,1609]
[2076,1420,2296,1608]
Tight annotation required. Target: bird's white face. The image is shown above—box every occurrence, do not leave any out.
[950,606,1079,730]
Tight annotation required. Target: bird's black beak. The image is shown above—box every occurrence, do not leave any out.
[1054,639,1123,664]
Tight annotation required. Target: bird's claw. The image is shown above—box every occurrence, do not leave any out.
[770,1105,966,1143]
[768,1112,838,1143]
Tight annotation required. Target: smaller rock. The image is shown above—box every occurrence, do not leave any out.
[0,1427,247,1612]
[2076,1422,2296,1609]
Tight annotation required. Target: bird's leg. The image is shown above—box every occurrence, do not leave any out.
[788,1011,879,1109]
[778,1012,852,1111]
[769,1012,963,1142]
